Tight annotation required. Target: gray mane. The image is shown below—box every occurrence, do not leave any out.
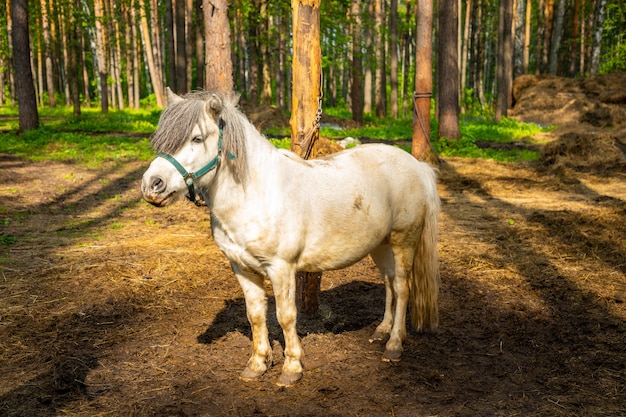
[151,91,249,184]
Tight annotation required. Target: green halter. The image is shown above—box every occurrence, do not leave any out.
[157,118,235,206]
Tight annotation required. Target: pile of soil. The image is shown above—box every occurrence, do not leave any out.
[510,72,626,173]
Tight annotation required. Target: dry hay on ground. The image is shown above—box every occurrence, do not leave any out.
[1,149,625,416]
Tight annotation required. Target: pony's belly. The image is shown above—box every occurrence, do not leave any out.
[296,239,379,272]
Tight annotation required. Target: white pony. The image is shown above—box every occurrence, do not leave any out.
[142,90,440,387]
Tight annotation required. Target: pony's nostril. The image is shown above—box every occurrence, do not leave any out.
[151,176,166,193]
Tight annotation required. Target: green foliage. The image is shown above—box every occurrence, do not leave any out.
[600,0,626,74]
[0,107,158,167]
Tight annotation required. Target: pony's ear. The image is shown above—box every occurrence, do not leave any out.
[206,93,223,120]
[166,87,184,106]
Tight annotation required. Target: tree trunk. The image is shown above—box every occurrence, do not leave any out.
[10,0,39,132]
[589,0,607,75]
[194,0,205,89]
[290,0,322,316]
[548,0,565,74]
[40,0,55,107]
[139,0,165,106]
[109,0,124,110]
[150,0,166,97]
[401,0,412,115]
[513,0,525,78]
[523,0,531,73]
[94,0,109,113]
[363,2,373,114]
[203,0,234,94]
[541,0,554,73]
[412,0,436,164]
[460,0,471,111]
[437,0,460,140]
[579,2,586,75]
[166,0,175,89]
[66,0,80,116]
[175,0,188,92]
[131,0,140,107]
[374,0,386,118]
[260,0,272,105]
[495,0,514,121]
[389,0,398,117]
[246,5,260,104]
[568,0,580,76]
[350,0,363,123]
[185,0,193,91]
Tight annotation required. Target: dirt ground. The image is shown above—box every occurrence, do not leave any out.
[1,74,625,416]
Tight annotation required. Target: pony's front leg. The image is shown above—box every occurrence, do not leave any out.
[268,263,303,387]
[234,267,273,382]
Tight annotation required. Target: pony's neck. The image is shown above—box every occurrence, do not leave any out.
[204,119,283,209]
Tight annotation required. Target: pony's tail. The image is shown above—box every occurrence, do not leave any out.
[409,170,440,331]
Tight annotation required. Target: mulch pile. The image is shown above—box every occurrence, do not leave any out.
[510,72,626,174]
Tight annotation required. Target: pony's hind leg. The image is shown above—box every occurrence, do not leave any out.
[381,244,415,362]
[369,244,395,342]
[234,267,273,382]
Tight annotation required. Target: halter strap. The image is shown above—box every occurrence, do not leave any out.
[157,118,235,206]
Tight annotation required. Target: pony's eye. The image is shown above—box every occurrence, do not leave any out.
[191,136,203,144]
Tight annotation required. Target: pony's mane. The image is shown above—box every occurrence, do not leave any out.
[151,91,248,184]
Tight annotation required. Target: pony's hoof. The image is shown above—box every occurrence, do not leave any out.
[368,331,388,343]
[276,371,302,387]
[239,366,266,382]
[382,349,402,363]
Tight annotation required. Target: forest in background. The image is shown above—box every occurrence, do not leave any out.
[0,0,625,118]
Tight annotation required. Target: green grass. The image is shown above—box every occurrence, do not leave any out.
[0,106,157,166]
[0,104,550,165]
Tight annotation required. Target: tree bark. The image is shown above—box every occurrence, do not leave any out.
[513,0,525,78]
[412,0,436,164]
[10,0,39,132]
[374,0,386,118]
[195,0,205,89]
[523,0,531,73]
[139,0,165,106]
[290,0,322,316]
[203,0,233,94]
[350,0,363,123]
[66,0,80,116]
[40,0,55,107]
[260,0,272,105]
[548,0,565,74]
[541,0,554,73]
[437,0,460,140]
[460,0,471,111]
[94,0,109,113]
[389,0,398,117]
[589,0,607,75]
[175,0,188,92]
[363,2,373,114]
[166,0,176,91]
[495,0,514,121]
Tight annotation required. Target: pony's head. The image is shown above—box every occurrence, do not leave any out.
[141,89,246,207]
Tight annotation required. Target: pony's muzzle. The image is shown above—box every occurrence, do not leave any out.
[142,175,170,206]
